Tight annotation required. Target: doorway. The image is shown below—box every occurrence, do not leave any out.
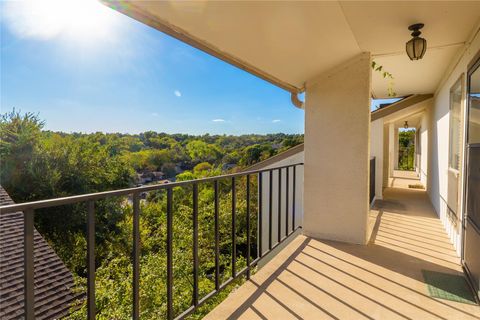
[398,127,416,171]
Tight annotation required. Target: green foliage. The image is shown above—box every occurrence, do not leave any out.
[398,130,416,170]
[0,110,44,199]
[372,61,396,97]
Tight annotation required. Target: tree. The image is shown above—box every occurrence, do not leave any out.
[186,140,222,164]
[0,110,44,200]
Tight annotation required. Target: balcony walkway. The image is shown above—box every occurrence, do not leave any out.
[205,180,480,319]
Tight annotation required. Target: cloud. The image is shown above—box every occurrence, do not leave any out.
[174,90,182,97]
[272,119,281,123]
[151,112,159,117]
[212,119,225,122]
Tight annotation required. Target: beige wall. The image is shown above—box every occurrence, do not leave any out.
[388,123,395,185]
[304,53,371,244]
[420,109,431,187]
[370,118,384,200]
[429,27,480,254]
[383,124,389,189]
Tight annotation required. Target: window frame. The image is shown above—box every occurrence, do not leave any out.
[448,75,465,173]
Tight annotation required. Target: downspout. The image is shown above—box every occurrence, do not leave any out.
[291,92,305,109]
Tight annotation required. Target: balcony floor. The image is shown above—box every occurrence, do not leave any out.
[205,186,480,319]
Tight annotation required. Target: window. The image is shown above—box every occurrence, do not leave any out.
[449,78,463,170]
[467,60,480,228]
[468,64,480,144]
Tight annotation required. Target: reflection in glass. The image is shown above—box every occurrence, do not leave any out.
[468,65,480,143]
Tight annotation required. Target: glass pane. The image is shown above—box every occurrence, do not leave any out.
[468,64,480,144]
[449,79,462,170]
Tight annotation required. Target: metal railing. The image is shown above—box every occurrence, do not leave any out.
[370,157,376,204]
[0,163,304,320]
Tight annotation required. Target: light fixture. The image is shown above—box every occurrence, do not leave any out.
[406,23,427,60]
[404,121,409,129]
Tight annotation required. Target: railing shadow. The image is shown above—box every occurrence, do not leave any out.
[225,237,310,320]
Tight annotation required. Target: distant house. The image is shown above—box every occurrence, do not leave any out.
[136,171,165,185]
[0,186,81,319]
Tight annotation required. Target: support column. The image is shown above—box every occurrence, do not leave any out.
[303,53,371,244]
[389,123,395,184]
[383,124,389,189]
[370,118,384,200]
[394,128,399,169]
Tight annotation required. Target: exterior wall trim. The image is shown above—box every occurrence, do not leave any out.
[371,94,433,121]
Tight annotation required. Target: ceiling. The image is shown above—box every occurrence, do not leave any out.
[106,1,480,98]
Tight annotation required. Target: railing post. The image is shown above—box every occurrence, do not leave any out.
[258,173,263,258]
[231,177,236,277]
[293,166,296,232]
[87,201,96,320]
[24,209,34,320]
[286,167,289,236]
[246,175,251,279]
[132,194,140,320]
[278,168,282,243]
[269,170,273,250]
[214,180,220,291]
[192,183,199,306]
[166,188,173,320]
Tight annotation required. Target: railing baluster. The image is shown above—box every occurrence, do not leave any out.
[166,188,173,320]
[193,183,199,306]
[24,209,34,320]
[258,173,263,258]
[293,166,296,232]
[231,177,236,277]
[214,180,220,291]
[269,170,273,250]
[246,175,251,279]
[286,167,289,236]
[132,194,140,320]
[87,201,96,320]
[278,168,282,243]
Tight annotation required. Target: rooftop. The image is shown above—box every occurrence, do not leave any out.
[0,186,80,319]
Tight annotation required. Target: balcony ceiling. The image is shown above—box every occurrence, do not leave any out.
[107,1,480,98]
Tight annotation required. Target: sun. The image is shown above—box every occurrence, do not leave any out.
[4,0,118,44]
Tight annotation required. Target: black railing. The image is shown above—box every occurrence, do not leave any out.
[0,163,304,320]
[370,157,376,204]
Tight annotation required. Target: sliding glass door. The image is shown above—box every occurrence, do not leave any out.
[463,53,480,298]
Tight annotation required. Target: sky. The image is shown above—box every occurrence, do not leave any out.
[1,0,392,136]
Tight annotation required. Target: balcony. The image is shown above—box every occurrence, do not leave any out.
[1,161,479,319]
[206,181,480,320]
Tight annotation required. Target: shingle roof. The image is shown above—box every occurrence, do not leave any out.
[0,186,81,319]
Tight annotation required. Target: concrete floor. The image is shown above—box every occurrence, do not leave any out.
[389,170,423,189]
[205,180,480,319]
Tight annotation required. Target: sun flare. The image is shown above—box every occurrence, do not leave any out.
[4,0,118,44]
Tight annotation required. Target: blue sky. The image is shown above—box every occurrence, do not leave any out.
[1,1,393,136]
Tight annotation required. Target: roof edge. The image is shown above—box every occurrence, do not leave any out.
[371,94,433,121]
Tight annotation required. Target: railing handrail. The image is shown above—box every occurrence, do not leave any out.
[0,163,304,214]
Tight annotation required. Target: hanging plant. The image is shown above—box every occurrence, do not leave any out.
[372,61,396,97]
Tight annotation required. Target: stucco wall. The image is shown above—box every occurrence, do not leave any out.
[304,53,371,244]
[429,28,480,254]
[420,110,430,187]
